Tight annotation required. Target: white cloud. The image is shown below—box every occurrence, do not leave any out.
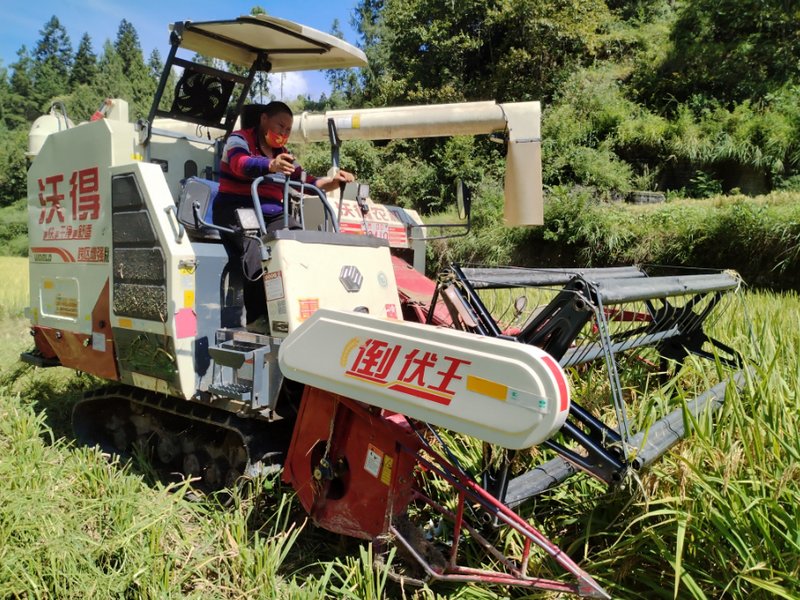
[267,72,310,100]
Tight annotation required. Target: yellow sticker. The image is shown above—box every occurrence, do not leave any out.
[466,375,508,401]
[118,318,133,329]
[352,114,361,129]
[184,290,195,309]
[380,455,393,487]
[43,279,54,289]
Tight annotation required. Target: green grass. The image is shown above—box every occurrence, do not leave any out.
[1,253,799,598]
[0,255,28,318]
[0,256,30,370]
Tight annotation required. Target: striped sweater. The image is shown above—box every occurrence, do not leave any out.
[218,126,316,205]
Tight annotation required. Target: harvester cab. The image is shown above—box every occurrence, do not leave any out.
[21,14,745,599]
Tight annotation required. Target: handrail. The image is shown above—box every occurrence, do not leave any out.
[250,174,339,234]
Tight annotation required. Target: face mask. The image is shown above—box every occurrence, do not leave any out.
[266,130,289,148]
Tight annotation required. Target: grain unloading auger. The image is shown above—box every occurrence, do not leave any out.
[19,14,746,598]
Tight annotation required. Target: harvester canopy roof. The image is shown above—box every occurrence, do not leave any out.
[171,15,368,72]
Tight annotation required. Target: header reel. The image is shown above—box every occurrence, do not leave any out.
[426,264,745,503]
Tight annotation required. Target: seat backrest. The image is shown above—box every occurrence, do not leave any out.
[177,177,221,241]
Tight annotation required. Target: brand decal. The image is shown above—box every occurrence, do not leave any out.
[333,199,409,245]
[339,265,363,293]
[30,246,75,262]
[43,224,93,241]
[38,167,100,225]
[344,338,471,406]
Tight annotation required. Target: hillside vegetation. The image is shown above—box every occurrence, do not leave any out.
[2,1,800,218]
[433,188,800,291]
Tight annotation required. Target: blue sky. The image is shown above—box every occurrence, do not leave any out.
[0,1,362,98]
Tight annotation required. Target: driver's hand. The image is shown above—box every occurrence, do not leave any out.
[332,169,355,183]
[270,153,296,175]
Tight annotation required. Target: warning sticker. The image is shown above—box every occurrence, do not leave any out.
[298,298,319,321]
[264,271,285,301]
[55,295,78,319]
[364,444,383,478]
[380,455,393,486]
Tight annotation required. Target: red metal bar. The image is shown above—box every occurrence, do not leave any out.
[521,537,533,574]
[399,440,610,599]
[449,490,465,568]
[411,490,527,577]
[388,524,578,594]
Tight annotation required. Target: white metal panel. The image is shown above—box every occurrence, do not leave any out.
[175,15,367,71]
[279,309,570,449]
[264,238,402,337]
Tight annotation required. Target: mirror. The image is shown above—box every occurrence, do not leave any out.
[456,179,471,220]
[513,295,528,316]
[356,182,370,203]
[405,178,472,241]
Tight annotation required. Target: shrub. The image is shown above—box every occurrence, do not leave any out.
[0,200,27,257]
[438,190,800,290]
[0,128,28,206]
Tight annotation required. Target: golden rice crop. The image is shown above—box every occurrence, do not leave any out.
[0,256,28,318]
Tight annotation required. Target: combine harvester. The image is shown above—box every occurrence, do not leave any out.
[21,15,745,598]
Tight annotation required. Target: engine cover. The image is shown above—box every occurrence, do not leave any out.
[279,309,570,449]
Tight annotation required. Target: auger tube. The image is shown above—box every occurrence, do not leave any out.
[292,101,543,226]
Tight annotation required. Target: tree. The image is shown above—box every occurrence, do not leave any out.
[641,0,800,107]
[148,48,175,110]
[114,19,154,118]
[147,48,163,81]
[353,0,390,102]
[31,16,72,108]
[0,128,32,205]
[325,19,362,106]
[0,63,9,128]
[248,6,270,102]
[7,46,39,125]
[93,40,134,113]
[354,0,615,105]
[70,33,97,87]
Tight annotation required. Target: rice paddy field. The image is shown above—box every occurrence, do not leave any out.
[1,254,798,599]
